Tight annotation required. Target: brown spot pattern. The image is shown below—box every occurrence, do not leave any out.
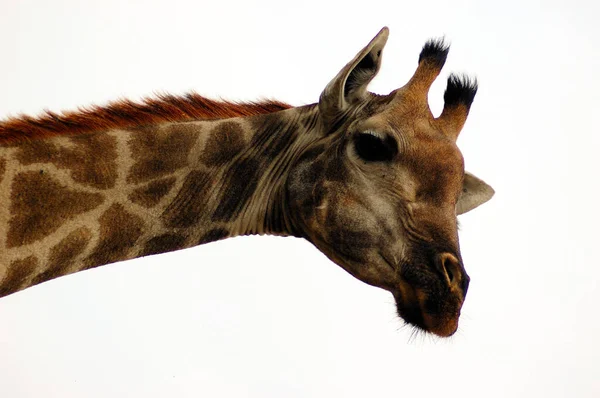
[7,172,103,248]
[162,170,213,228]
[84,203,144,269]
[198,228,229,245]
[212,157,261,222]
[250,112,298,159]
[141,234,187,257]
[200,121,246,166]
[31,227,92,286]
[129,176,177,208]
[127,122,199,184]
[16,133,118,189]
[207,112,300,223]
[263,189,289,235]
[0,256,38,297]
[298,105,319,131]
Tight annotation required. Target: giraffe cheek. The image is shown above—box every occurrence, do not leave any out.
[287,163,328,229]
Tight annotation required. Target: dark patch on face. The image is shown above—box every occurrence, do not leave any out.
[326,228,375,264]
[83,203,145,269]
[198,228,229,245]
[212,157,261,222]
[141,233,187,257]
[322,192,376,263]
[289,144,326,192]
[324,151,348,182]
[129,176,177,208]
[287,146,327,227]
[15,132,118,189]
[7,172,104,248]
[249,112,298,159]
[0,256,38,297]
[127,122,199,184]
[291,180,326,229]
[162,170,213,228]
[200,121,246,166]
[31,227,92,286]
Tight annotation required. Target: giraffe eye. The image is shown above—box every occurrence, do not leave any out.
[353,132,398,162]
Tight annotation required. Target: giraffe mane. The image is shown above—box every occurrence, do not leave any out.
[0,93,292,144]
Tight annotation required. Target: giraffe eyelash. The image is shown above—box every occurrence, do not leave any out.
[362,130,386,140]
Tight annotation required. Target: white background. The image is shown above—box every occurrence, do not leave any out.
[1,0,599,396]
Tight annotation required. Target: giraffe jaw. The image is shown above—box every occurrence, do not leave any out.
[303,231,465,337]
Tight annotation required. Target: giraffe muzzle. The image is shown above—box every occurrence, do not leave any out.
[392,251,469,337]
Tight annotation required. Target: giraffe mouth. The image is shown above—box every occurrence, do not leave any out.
[392,285,462,337]
[379,256,461,337]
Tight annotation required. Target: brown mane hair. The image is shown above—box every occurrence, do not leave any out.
[0,93,292,145]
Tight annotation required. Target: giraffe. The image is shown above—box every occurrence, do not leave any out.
[0,27,493,337]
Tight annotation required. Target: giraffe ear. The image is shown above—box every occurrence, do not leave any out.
[319,27,389,121]
[456,172,495,215]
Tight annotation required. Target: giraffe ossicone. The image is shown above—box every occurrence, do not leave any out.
[0,27,493,337]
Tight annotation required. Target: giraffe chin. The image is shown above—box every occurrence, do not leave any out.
[393,290,461,337]
[422,312,460,337]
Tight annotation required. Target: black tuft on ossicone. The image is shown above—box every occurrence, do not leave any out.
[419,38,450,68]
[443,74,478,109]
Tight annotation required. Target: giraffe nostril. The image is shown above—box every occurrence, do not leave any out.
[439,253,460,286]
[446,265,454,283]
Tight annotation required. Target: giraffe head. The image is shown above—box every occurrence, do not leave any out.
[287,27,494,337]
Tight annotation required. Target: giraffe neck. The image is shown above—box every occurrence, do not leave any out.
[0,104,320,297]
